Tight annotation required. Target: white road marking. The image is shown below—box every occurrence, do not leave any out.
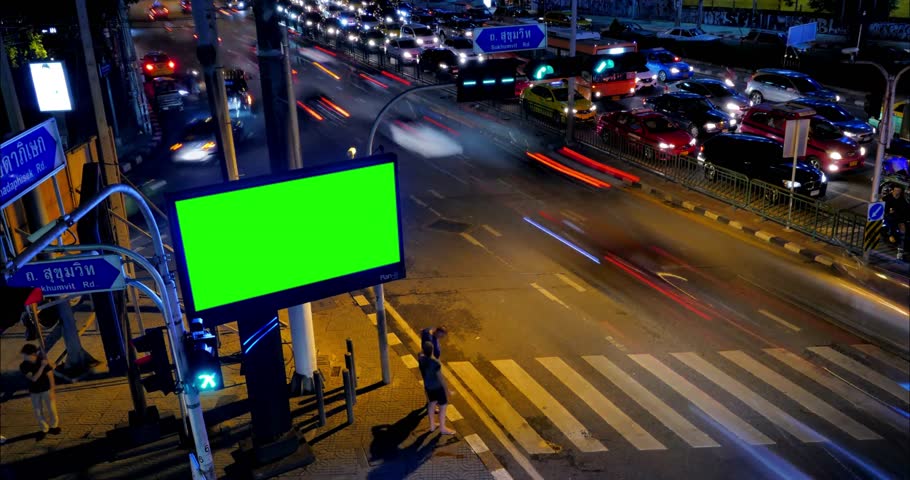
[721,350,882,440]
[497,178,534,199]
[367,313,377,325]
[460,232,485,248]
[428,189,445,199]
[673,352,825,443]
[424,159,469,185]
[408,194,428,207]
[482,224,503,237]
[400,354,419,369]
[758,309,801,332]
[530,282,570,309]
[493,359,607,452]
[629,353,774,446]
[446,404,463,421]
[491,468,514,480]
[353,294,370,307]
[538,357,666,450]
[765,348,909,433]
[851,344,910,375]
[465,433,489,453]
[584,355,718,448]
[807,346,910,404]
[556,273,586,292]
[448,361,555,455]
[428,207,443,217]
[387,333,402,346]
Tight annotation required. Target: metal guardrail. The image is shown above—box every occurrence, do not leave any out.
[297,28,872,255]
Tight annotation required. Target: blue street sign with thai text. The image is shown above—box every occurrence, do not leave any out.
[7,254,126,296]
[1,118,66,209]
[473,24,547,54]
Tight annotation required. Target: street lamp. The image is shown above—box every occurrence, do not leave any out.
[842,48,910,203]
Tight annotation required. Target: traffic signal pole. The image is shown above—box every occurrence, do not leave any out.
[191,0,240,183]
[564,0,578,144]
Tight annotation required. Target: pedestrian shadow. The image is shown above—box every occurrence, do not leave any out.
[366,407,441,479]
[0,431,43,445]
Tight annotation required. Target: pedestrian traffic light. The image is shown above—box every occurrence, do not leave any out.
[456,58,520,102]
[131,327,176,395]
[184,319,223,392]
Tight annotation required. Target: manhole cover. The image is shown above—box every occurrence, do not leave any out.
[428,218,471,233]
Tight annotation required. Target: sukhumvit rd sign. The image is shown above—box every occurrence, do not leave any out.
[1,118,67,209]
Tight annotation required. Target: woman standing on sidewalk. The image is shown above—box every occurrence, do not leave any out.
[418,341,455,435]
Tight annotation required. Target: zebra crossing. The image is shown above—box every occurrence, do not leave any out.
[443,344,909,456]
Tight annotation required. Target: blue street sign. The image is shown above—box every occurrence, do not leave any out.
[473,23,547,54]
[7,254,126,296]
[868,201,885,222]
[99,63,112,77]
[1,119,67,209]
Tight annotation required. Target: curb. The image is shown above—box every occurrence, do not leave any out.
[634,182,838,269]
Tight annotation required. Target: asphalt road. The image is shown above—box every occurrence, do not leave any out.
[126,6,910,480]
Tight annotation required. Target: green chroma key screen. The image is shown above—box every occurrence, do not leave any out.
[169,158,403,315]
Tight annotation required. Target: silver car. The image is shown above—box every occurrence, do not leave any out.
[400,23,438,49]
[385,38,422,64]
[441,37,484,63]
[744,68,839,105]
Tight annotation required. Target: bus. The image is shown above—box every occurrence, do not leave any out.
[546,31,639,100]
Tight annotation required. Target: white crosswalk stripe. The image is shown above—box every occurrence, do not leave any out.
[850,344,910,375]
[584,355,719,448]
[492,359,607,452]
[764,348,909,433]
[722,350,883,440]
[629,353,775,446]
[538,357,666,451]
[673,352,826,443]
[807,346,910,405]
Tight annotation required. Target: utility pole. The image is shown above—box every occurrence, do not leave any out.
[564,0,577,144]
[118,0,152,136]
[191,0,240,183]
[675,0,683,27]
[254,0,316,395]
[1,33,91,374]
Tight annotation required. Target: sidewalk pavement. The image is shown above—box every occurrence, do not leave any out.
[0,292,492,479]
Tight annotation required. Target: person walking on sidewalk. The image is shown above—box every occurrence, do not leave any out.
[418,341,455,436]
[420,325,447,359]
[883,184,909,260]
[19,344,60,439]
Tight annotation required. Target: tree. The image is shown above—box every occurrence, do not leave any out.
[4,31,48,67]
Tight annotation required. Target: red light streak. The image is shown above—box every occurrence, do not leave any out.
[296,100,323,121]
[313,45,337,57]
[525,152,610,189]
[422,116,458,135]
[312,62,340,80]
[381,70,411,86]
[557,147,640,183]
[358,73,388,89]
[319,97,350,118]
[603,253,712,321]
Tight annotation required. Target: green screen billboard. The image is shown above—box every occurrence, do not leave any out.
[167,154,404,320]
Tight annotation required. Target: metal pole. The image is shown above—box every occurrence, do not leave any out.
[314,370,326,427]
[786,120,800,229]
[3,186,217,480]
[365,84,451,386]
[345,338,356,390]
[857,63,909,206]
[104,75,121,142]
[192,0,240,183]
[342,369,354,425]
[118,0,152,135]
[565,0,577,145]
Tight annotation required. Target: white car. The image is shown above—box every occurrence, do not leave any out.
[441,37,484,63]
[657,27,719,42]
[634,68,658,92]
[385,38,422,64]
[400,23,438,49]
[358,14,380,30]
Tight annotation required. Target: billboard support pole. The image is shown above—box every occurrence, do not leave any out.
[565,0,577,145]
[3,185,217,480]
[366,83,452,385]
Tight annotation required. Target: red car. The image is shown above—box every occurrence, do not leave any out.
[148,4,169,21]
[180,0,192,13]
[738,103,865,174]
[596,110,697,157]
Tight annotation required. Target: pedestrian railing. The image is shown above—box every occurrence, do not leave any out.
[295,33,873,256]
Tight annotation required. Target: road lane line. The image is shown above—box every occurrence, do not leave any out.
[428,207,443,217]
[465,433,489,453]
[721,350,882,440]
[629,353,774,445]
[400,354,419,369]
[481,224,503,237]
[583,355,719,448]
[423,159,468,185]
[448,361,555,455]
[673,352,825,443]
[352,294,369,306]
[758,309,801,332]
[460,232,485,248]
[367,313,377,325]
[807,346,910,404]
[530,282,570,309]
[497,178,534,199]
[851,344,910,375]
[387,333,402,346]
[561,209,587,222]
[446,404,463,422]
[764,348,909,433]
[428,189,445,199]
[556,273,586,292]
[492,359,607,452]
[408,194,428,207]
[538,357,665,451]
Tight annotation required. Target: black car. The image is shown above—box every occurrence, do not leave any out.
[302,12,322,30]
[670,78,750,119]
[462,8,491,23]
[223,69,253,113]
[170,117,250,164]
[644,92,733,139]
[419,48,460,77]
[605,21,655,41]
[438,17,476,40]
[698,133,828,199]
[359,30,387,50]
[493,6,533,20]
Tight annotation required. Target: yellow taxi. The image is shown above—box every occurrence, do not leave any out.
[520,80,596,124]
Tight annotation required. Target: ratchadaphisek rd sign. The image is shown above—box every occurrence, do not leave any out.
[1,118,67,209]
[7,254,126,296]
[473,23,547,54]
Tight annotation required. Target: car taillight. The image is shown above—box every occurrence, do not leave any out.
[145,64,153,71]
[168,61,175,69]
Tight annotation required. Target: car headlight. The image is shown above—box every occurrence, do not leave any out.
[478,54,485,62]
[828,164,839,172]
[416,38,423,44]
[828,151,842,160]
[341,18,348,25]
[688,66,694,71]
[466,31,472,37]
[651,74,657,80]
[843,131,855,137]
[729,118,737,126]
[459,57,466,64]
[595,91,601,97]
[860,146,866,156]
[670,67,680,74]
[403,51,412,58]
[724,78,735,87]
[835,95,841,102]
[725,102,739,111]
[635,77,641,83]
[590,105,596,111]
[306,20,313,25]
[658,142,675,149]
[563,107,569,113]
[573,109,578,114]
[433,36,438,42]
[782,180,801,189]
[689,138,697,146]
[328,27,335,33]
[820,172,827,183]
[439,62,448,70]
[459,52,466,58]
[704,122,717,131]
[178,89,189,96]
[368,39,375,46]
[349,34,357,41]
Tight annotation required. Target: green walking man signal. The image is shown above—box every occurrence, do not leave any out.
[185,318,223,392]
